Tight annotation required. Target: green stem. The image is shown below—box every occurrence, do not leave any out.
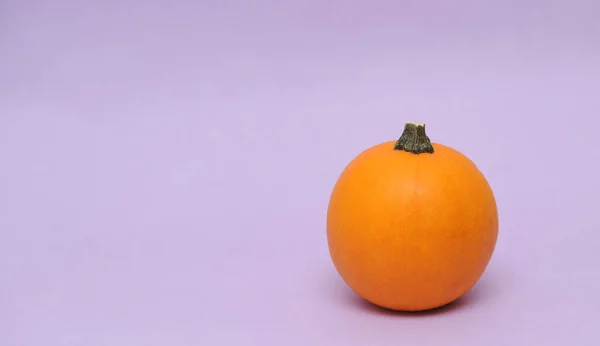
[393,123,434,154]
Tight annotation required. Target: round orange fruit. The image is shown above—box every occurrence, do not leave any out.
[326,122,498,311]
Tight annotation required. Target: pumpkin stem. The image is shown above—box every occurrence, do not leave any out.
[393,123,435,154]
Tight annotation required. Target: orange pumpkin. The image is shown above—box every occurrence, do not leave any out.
[327,123,498,311]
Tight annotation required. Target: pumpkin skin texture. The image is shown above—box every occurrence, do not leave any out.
[326,123,498,312]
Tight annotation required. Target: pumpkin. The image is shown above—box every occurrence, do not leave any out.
[326,123,498,311]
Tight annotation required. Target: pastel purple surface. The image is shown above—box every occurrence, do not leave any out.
[1,1,599,345]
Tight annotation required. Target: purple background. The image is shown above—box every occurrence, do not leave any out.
[2,1,599,345]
